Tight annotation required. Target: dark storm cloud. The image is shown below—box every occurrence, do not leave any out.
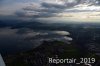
[15,0,99,18]
[16,2,67,18]
[23,7,63,14]
[15,0,79,18]
[15,10,58,18]
[41,2,66,9]
[36,13,57,17]
[15,11,27,17]
[14,0,100,18]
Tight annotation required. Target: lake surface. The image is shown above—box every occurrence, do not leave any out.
[0,22,100,56]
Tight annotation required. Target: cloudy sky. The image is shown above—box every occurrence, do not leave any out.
[1,0,100,22]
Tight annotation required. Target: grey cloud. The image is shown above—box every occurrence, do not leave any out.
[41,2,66,9]
[95,0,100,5]
[15,11,26,17]
[77,0,100,5]
[36,12,57,17]
[15,0,100,18]
[64,0,100,6]
[14,0,67,18]
[23,6,63,13]
[16,0,78,18]
[65,0,80,7]
[16,10,60,18]
[65,9,100,12]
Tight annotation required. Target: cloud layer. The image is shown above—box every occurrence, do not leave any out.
[14,0,100,19]
[1,0,100,22]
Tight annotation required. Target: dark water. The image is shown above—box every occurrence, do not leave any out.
[0,22,100,56]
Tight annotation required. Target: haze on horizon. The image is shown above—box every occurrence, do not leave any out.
[0,0,100,23]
